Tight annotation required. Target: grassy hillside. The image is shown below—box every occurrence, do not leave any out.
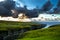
[0,21,46,31]
[17,25,60,40]
[0,21,37,30]
[0,21,60,40]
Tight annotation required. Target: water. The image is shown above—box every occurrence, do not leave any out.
[38,21,60,28]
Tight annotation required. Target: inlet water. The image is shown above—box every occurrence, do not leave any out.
[38,21,60,28]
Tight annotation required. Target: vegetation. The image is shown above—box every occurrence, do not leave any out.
[17,25,60,40]
[0,21,41,30]
[0,21,60,40]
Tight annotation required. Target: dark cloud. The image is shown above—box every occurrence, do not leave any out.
[0,6,12,16]
[0,0,15,16]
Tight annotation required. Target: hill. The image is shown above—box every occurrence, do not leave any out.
[0,21,46,30]
[0,21,60,40]
[0,21,46,40]
[0,21,36,30]
[17,25,60,40]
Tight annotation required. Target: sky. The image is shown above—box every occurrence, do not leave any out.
[0,0,58,10]
[14,0,58,10]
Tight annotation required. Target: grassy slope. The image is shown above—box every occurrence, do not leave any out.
[0,21,60,40]
[0,21,37,30]
[17,25,60,40]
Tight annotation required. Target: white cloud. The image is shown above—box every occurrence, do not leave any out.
[13,0,17,1]
[19,1,24,7]
[0,0,4,2]
[14,0,24,7]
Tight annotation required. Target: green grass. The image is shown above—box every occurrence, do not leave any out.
[0,21,60,40]
[0,21,38,30]
[17,25,60,40]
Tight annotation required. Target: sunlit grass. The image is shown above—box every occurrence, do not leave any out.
[17,25,60,40]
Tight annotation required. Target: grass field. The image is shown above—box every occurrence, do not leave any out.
[17,24,60,40]
[0,21,37,30]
